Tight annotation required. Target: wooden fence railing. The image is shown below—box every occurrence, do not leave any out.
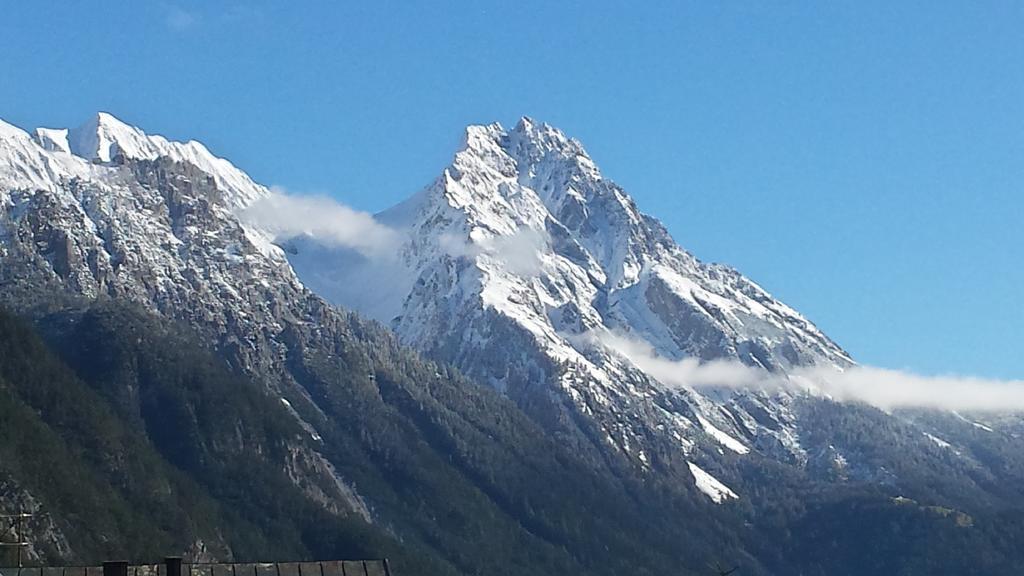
[0,559,391,576]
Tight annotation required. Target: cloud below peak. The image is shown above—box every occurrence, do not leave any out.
[439,227,548,277]
[592,331,1024,413]
[239,188,403,260]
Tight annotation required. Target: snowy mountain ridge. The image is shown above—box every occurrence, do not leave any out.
[22,112,269,208]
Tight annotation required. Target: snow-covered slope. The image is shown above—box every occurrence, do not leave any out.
[688,461,738,503]
[0,119,94,192]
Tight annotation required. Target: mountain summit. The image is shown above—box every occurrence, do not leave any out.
[295,118,853,477]
[30,112,269,207]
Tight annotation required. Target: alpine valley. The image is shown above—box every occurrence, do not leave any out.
[1,113,1023,576]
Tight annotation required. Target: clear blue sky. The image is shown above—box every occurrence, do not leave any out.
[2,2,1022,378]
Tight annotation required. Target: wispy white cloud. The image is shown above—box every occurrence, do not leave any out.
[483,228,548,277]
[802,366,1024,412]
[165,5,198,31]
[440,227,548,277]
[239,187,403,260]
[163,4,265,32]
[596,331,770,389]
[591,331,1024,413]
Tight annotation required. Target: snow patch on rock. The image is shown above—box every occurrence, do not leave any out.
[688,461,738,503]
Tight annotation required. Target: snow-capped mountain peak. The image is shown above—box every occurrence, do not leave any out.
[294,118,854,468]
[0,112,266,212]
[67,111,147,162]
[49,112,268,208]
[507,116,596,169]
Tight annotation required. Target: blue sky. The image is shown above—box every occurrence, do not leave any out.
[1,2,1022,378]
